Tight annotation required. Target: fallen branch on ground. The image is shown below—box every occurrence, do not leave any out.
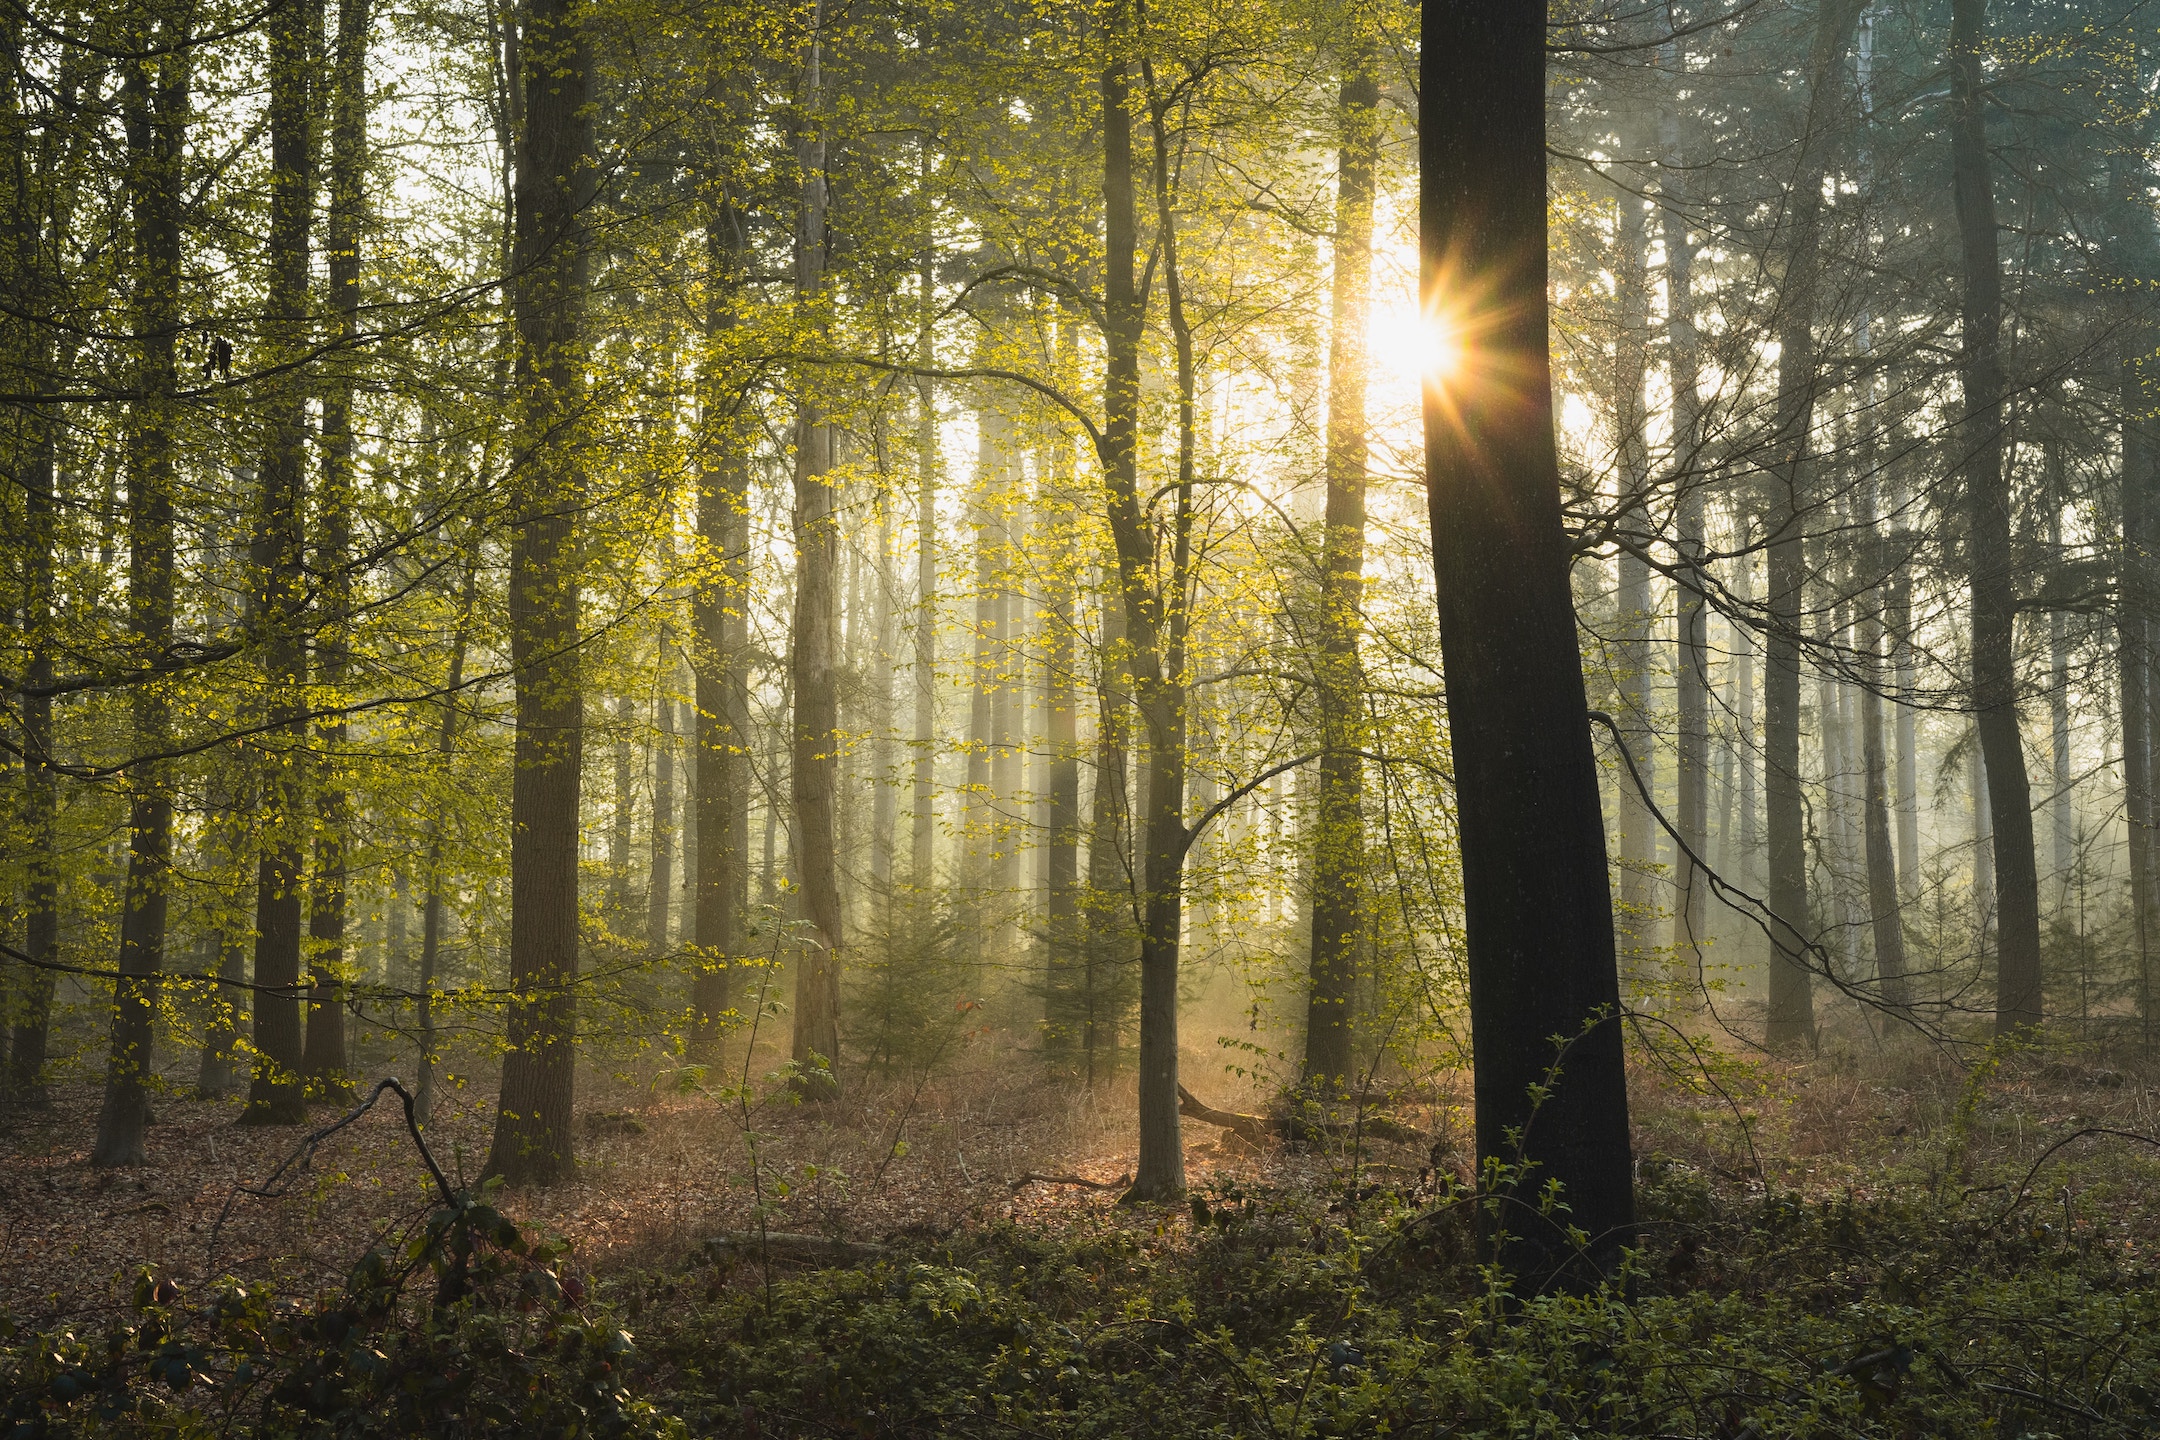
[1010,1171,1133,1192]
[703,1232,889,1264]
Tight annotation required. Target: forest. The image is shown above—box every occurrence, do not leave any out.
[6,0,2160,1433]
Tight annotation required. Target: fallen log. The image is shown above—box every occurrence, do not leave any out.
[703,1232,888,1265]
[1177,1085,1273,1146]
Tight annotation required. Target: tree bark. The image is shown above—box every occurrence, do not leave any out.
[1949,0,2041,1033]
[1301,32,1379,1094]
[242,0,321,1126]
[1421,0,1635,1282]
[92,18,191,1165]
[303,0,369,1100]
[1611,163,1657,981]
[692,188,752,1062]
[649,673,677,954]
[1661,52,1709,982]
[484,0,594,1186]
[788,19,843,1096]
[910,146,940,891]
[1762,0,1863,1050]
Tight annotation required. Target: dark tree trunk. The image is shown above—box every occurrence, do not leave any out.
[1660,55,1709,981]
[1083,568,1134,1086]
[92,22,190,1166]
[910,152,940,890]
[1949,0,2041,1033]
[1611,163,1656,979]
[648,672,676,954]
[1301,33,1379,1094]
[303,0,368,1100]
[1421,0,1634,1282]
[789,26,843,1095]
[1763,0,1862,1050]
[691,187,752,1061]
[242,0,321,1126]
[1096,46,1205,1202]
[483,0,593,1186]
[415,578,472,1127]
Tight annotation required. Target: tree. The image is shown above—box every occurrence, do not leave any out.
[242,0,323,1126]
[484,0,596,1187]
[1949,0,2041,1034]
[90,2,192,1166]
[1301,12,1380,1094]
[1421,0,1635,1280]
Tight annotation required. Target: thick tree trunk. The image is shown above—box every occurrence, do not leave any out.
[92,26,190,1165]
[242,0,320,1126]
[1301,35,1379,1093]
[789,28,843,1095]
[484,0,593,1186]
[1421,0,1635,1282]
[1949,0,2041,1033]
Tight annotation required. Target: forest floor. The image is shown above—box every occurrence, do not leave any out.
[0,1050,1424,1325]
[6,1025,2159,1325]
[11,1028,2160,1435]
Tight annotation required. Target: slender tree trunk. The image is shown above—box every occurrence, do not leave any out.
[92,23,191,1165]
[1661,54,1709,981]
[870,482,899,893]
[242,0,320,1125]
[789,20,843,1095]
[484,0,594,1186]
[649,668,676,954]
[910,149,940,890]
[1763,0,1862,1050]
[1043,312,1083,1049]
[1949,0,2041,1032]
[1422,0,1635,1282]
[1301,33,1378,1093]
[303,0,368,1100]
[692,188,751,1061]
[1098,49,1205,1202]
[1083,566,1133,1086]
[416,567,476,1125]
[1611,166,1656,979]
[2045,448,2073,908]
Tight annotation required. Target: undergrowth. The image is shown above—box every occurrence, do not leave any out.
[8,1146,2160,1437]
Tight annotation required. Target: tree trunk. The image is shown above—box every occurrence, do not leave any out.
[1083,566,1134,1086]
[1043,311,1084,1050]
[1949,0,2041,1033]
[92,22,191,1165]
[910,149,940,891]
[1661,51,1709,982]
[789,22,843,1095]
[242,0,320,1126]
[416,565,475,1125]
[1762,0,1862,1050]
[303,0,369,1101]
[1611,164,1657,981]
[691,189,752,1061]
[1421,0,1635,1282]
[649,674,676,954]
[484,0,593,1186]
[1301,32,1378,1094]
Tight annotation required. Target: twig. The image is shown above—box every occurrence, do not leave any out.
[207,1078,454,1270]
